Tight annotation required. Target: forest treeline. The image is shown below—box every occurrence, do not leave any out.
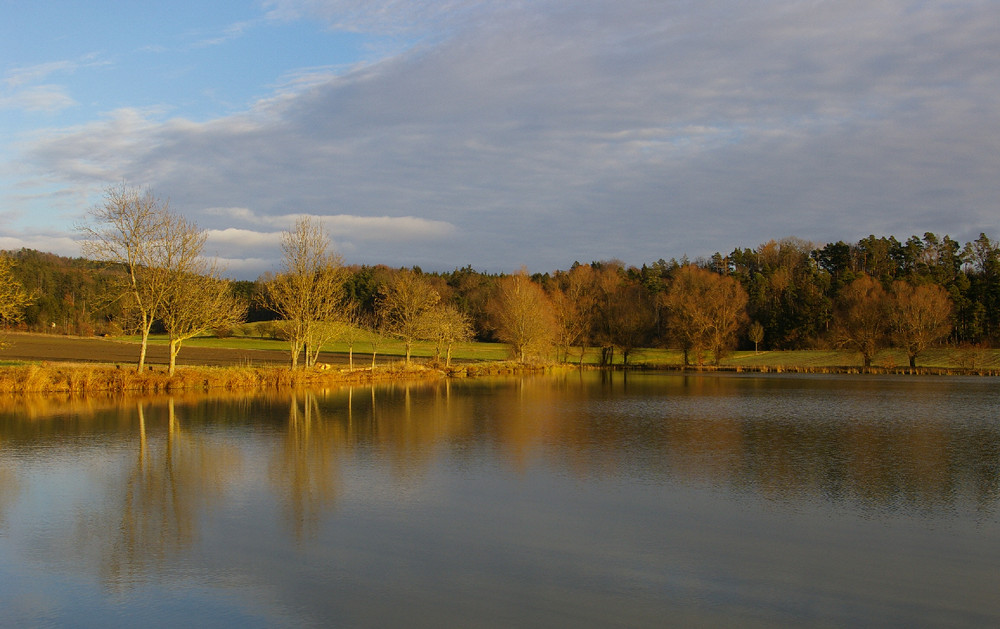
[5,229,999,369]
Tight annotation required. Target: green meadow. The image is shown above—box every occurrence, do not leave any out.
[132,325,1000,371]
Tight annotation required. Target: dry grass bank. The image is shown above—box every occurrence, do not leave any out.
[0,361,449,395]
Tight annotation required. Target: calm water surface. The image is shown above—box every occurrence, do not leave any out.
[0,372,998,627]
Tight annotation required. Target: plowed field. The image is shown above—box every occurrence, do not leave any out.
[2,333,348,368]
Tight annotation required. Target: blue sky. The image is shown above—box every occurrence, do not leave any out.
[3,1,999,278]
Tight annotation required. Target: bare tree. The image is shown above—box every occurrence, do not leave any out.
[748,321,764,354]
[378,270,440,365]
[421,303,473,367]
[339,301,364,370]
[362,310,385,370]
[888,281,952,368]
[264,218,347,369]
[489,269,556,363]
[80,182,172,371]
[157,214,246,374]
[833,274,887,367]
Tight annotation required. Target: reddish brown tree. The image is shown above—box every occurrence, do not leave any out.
[889,281,952,367]
[662,265,748,365]
[833,274,887,367]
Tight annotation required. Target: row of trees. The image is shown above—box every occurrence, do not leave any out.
[2,184,998,369]
[264,216,475,370]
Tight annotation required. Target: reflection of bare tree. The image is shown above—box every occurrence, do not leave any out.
[368,380,474,476]
[270,391,343,540]
[86,398,241,586]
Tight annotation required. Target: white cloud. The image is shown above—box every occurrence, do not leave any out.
[0,234,81,257]
[322,214,456,240]
[192,19,258,48]
[202,207,260,222]
[1,53,106,112]
[4,58,95,88]
[0,85,77,113]
[205,227,283,248]
[202,208,455,239]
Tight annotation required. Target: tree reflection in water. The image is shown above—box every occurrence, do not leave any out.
[85,398,242,587]
[0,373,995,590]
[270,390,342,540]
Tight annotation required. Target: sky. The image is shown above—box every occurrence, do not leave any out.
[2,0,999,278]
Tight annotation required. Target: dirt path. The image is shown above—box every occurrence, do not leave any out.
[2,333,351,368]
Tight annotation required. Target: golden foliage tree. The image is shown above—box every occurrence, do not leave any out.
[490,269,555,363]
[550,264,595,364]
[663,265,748,365]
[421,303,473,367]
[833,274,887,367]
[888,281,952,368]
[0,253,32,328]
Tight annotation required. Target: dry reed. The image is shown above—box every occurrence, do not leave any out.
[0,362,452,395]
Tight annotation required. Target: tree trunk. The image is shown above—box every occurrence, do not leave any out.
[909,354,916,368]
[290,339,304,370]
[168,338,179,375]
[138,336,148,372]
[137,313,154,371]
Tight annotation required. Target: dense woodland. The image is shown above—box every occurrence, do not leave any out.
[4,230,1000,368]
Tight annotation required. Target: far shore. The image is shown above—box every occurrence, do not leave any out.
[0,331,997,395]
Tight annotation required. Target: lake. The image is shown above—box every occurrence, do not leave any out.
[1,372,998,627]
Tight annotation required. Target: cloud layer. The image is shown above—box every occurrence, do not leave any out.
[12,0,1000,276]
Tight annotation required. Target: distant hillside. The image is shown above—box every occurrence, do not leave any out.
[5,248,124,335]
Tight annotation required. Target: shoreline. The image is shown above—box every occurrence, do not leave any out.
[0,360,557,395]
[0,359,996,396]
[627,363,1000,377]
[1,332,997,395]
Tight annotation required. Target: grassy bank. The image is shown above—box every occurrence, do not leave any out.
[134,331,512,363]
[600,347,1000,372]
[0,362,450,394]
[0,357,561,394]
[129,328,1000,371]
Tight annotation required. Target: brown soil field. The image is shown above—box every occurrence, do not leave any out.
[1,332,351,368]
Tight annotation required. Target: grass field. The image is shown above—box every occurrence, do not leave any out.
[139,331,1000,371]
[134,332,513,363]
[6,326,1000,373]
[613,347,1000,370]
